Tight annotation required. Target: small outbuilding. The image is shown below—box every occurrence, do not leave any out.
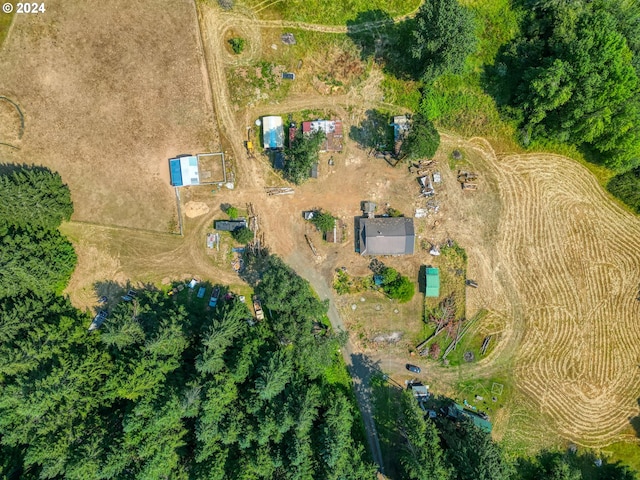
[215,218,247,232]
[361,201,376,218]
[391,115,410,155]
[169,155,200,186]
[425,267,440,297]
[409,382,430,400]
[448,403,492,433]
[262,116,285,149]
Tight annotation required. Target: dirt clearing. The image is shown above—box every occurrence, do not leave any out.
[0,0,216,231]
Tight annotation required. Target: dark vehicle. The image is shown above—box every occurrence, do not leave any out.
[121,289,137,301]
[282,72,296,80]
[209,287,220,308]
[406,364,421,374]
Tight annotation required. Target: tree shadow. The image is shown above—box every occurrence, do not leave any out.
[0,162,53,176]
[349,109,394,151]
[630,398,640,439]
[417,265,426,295]
[346,10,421,80]
[238,249,272,287]
[92,280,157,313]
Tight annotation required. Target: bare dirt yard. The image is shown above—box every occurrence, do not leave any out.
[0,0,216,231]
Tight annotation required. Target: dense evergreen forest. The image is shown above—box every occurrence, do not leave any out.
[0,166,376,479]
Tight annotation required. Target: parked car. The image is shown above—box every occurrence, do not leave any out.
[406,364,421,374]
[282,72,295,80]
[209,287,220,308]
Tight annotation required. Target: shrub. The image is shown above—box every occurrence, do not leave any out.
[228,37,245,55]
[311,211,336,234]
[607,166,640,213]
[333,270,351,295]
[226,206,239,219]
[387,207,404,217]
[380,267,415,303]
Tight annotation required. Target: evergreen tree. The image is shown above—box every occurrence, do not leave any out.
[399,393,451,480]
[0,168,73,233]
[411,0,477,81]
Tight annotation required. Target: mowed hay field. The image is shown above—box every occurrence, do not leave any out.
[0,0,216,231]
[471,139,640,448]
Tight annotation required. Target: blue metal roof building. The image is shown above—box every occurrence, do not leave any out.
[169,156,200,187]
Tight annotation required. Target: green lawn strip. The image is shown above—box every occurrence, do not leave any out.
[243,0,421,25]
[370,374,404,477]
[0,10,14,49]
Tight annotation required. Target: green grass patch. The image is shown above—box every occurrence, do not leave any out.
[323,353,352,388]
[455,375,513,417]
[228,60,293,107]
[228,29,367,107]
[445,310,495,366]
[0,10,14,49]
[460,0,521,68]
[422,73,515,138]
[603,441,640,476]
[243,0,421,25]
[381,75,420,110]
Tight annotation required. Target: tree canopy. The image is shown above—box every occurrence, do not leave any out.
[232,226,254,243]
[0,167,76,299]
[411,0,477,81]
[283,131,324,184]
[494,1,640,169]
[402,114,441,159]
[0,167,73,233]
[311,211,336,234]
[607,166,640,213]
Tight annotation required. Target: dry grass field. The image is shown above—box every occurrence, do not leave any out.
[0,0,216,231]
[487,147,640,447]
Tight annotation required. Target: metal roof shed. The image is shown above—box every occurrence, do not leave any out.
[262,116,284,149]
[215,219,247,232]
[425,267,440,297]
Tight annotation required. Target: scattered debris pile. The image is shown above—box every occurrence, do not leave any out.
[458,170,479,191]
[265,186,294,196]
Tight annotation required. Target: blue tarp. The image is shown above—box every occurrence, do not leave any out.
[169,159,183,186]
[269,129,277,148]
